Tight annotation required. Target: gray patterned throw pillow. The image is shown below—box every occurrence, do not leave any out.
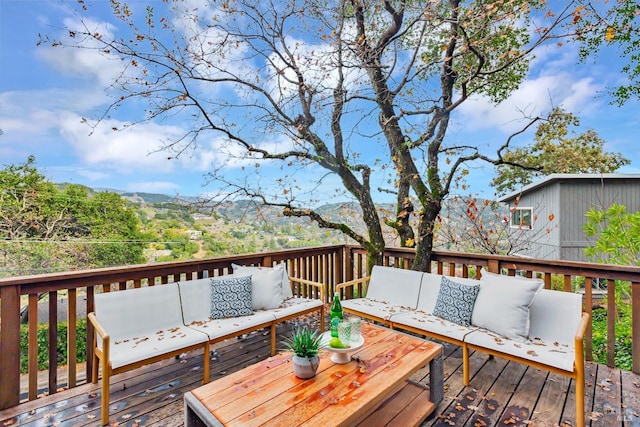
[210,276,253,319]
[432,276,480,326]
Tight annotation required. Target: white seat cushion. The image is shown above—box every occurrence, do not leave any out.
[391,310,478,342]
[269,297,323,320]
[185,311,276,340]
[341,298,413,322]
[529,289,583,344]
[178,278,216,324]
[109,326,208,369]
[464,328,575,372]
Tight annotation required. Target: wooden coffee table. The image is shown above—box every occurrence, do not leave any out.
[184,322,443,426]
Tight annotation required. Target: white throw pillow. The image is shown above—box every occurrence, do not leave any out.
[232,263,286,309]
[471,268,543,342]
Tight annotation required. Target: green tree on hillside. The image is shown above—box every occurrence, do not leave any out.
[80,191,151,267]
[0,157,149,275]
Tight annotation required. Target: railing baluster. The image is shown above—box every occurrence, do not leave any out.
[564,275,572,292]
[584,276,593,362]
[86,286,95,384]
[28,294,38,400]
[67,288,77,389]
[48,290,58,395]
[632,282,639,374]
[607,279,616,367]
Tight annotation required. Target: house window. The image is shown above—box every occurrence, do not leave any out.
[510,207,533,229]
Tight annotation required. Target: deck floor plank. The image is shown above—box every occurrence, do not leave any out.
[531,371,572,426]
[496,365,549,426]
[592,363,623,425]
[621,368,640,425]
[464,359,528,427]
[1,320,637,427]
[432,353,508,427]
[560,361,597,426]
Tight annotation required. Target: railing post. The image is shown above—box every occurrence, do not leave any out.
[0,284,21,409]
[633,282,640,374]
[487,259,499,274]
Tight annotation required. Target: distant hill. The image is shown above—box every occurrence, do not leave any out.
[119,192,177,204]
[90,187,504,236]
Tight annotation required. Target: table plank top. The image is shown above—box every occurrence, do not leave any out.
[191,322,441,427]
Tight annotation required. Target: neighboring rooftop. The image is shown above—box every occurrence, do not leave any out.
[497,173,640,203]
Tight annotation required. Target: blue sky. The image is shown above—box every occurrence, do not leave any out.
[1,0,639,204]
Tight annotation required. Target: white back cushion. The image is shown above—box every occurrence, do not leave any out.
[366,265,423,309]
[95,283,183,339]
[472,269,543,342]
[178,278,214,324]
[232,263,285,309]
[529,289,582,345]
[417,273,479,313]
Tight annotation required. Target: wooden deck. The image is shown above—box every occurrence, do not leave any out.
[1,318,639,427]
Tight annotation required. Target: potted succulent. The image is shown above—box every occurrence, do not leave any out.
[282,327,322,379]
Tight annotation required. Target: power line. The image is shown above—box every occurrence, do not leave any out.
[0,239,187,245]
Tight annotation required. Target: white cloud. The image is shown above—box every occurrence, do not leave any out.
[36,18,123,88]
[59,113,180,172]
[456,73,602,135]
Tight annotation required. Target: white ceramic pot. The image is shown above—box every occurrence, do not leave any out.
[292,355,320,379]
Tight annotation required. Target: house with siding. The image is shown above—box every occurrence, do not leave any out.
[497,174,640,262]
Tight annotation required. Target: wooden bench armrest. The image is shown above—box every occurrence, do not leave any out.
[289,276,326,302]
[88,312,110,343]
[575,312,590,342]
[335,276,370,293]
[574,311,590,357]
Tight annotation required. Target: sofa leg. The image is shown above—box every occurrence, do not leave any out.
[92,353,99,384]
[270,323,277,356]
[100,366,110,425]
[575,374,585,427]
[203,342,210,385]
[462,345,470,386]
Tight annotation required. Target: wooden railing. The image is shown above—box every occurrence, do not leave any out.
[0,244,638,411]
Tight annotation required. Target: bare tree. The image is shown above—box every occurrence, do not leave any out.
[435,196,558,255]
[41,0,592,271]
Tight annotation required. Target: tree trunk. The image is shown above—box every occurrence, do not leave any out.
[413,199,442,271]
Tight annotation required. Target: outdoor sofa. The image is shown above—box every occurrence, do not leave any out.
[88,263,325,425]
[336,265,590,427]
